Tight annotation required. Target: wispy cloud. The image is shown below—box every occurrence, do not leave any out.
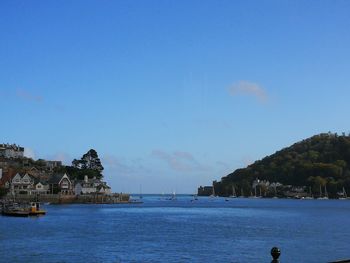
[228,81,268,103]
[24,148,36,159]
[151,150,211,172]
[102,154,152,177]
[16,88,43,103]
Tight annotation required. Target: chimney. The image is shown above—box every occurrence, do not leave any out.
[84,175,88,183]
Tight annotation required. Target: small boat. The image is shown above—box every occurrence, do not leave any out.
[28,202,46,216]
[229,185,237,198]
[2,210,30,217]
[317,185,329,200]
[191,193,198,202]
[338,187,348,200]
[2,203,30,217]
[209,183,217,198]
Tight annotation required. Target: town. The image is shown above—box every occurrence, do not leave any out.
[0,143,129,204]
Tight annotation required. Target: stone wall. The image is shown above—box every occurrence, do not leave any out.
[6,193,130,204]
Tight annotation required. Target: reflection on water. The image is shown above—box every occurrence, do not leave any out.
[1,196,350,263]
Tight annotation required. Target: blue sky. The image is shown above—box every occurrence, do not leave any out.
[1,0,350,193]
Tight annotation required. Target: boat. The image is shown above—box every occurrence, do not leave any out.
[1,202,46,217]
[209,183,217,198]
[191,193,198,202]
[167,191,177,200]
[139,185,143,199]
[317,185,329,200]
[238,188,245,198]
[2,203,29,217]
[301,187,313,200]
[2,210,30,217]
[338,187,348,200]
[28,202,46,216]
[229,185,237,198]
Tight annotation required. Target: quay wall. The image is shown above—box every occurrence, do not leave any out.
[6,193,130,204]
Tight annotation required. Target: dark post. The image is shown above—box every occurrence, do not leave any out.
[271,247,281,263]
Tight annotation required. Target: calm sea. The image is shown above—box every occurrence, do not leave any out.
[1,195,350,263]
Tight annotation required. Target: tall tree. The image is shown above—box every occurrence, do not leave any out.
[72,149,104,172]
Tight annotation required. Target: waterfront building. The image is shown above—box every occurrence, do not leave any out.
[74,175,111,195]
[33,181,50,194]
[198,186,214,196]
[48,173,74,195]
[10,173,36,195]
[0,144,24,159]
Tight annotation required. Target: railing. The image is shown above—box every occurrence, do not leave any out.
[270,247,350,263]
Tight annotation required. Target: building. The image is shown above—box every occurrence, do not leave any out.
[0,144,24,159]
[33,181,50,194]
[198,186,214,196]
[48,173,74,195]
[74,175,111,195]
[10,173,36,195]
[44,160,62,170]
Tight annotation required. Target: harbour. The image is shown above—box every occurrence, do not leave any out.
[1,195,350,262]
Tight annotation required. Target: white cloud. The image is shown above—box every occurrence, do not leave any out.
[151,150,211,172]
[228,81,268,103]
[24,148,36,159]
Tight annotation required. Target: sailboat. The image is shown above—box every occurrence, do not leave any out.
[229,185,237,198]
[170,190,177,200]
[139,185,143,199]
[272,184,278,199]
[339,187,348,200]
[303,186,314,199]
[191,192,198,202]
[209,184,216,198]
[249,186,261,198]
[324,185,329,199]
[317,185,328,200]
[238,188,245,198]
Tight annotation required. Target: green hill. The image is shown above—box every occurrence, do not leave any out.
[214,132,350,198]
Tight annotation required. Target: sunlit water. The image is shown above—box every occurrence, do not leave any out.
[1,195,350,263]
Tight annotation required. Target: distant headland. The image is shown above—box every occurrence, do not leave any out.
[199,132,350,199]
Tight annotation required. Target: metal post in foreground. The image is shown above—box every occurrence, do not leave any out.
[271,247,281,263]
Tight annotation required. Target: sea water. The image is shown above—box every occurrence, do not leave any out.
[1,196,350,263]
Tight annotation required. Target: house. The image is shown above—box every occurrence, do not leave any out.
[74,175,111,195]
[33,180,50,194]
[10,173,36,195]
[96,184,111,195]
[48,173,74,195]
[0,144,24,159]
[44,160,62,170]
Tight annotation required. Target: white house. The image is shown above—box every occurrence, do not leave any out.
[74,175,111,195]
[48,173,74,195]
[34,182,50,194]
[11,173,35,195]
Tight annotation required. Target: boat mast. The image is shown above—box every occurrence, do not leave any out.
[343,187,347,198]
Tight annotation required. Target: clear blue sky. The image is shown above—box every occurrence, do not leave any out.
[1,0,350,193]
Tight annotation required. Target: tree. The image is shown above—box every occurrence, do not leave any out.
[71,149,104,173]
[0,187,8,198]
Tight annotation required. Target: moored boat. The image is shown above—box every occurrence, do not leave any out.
[1,202,46,217]
[28,202,46,216]
[2,203,30,217]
